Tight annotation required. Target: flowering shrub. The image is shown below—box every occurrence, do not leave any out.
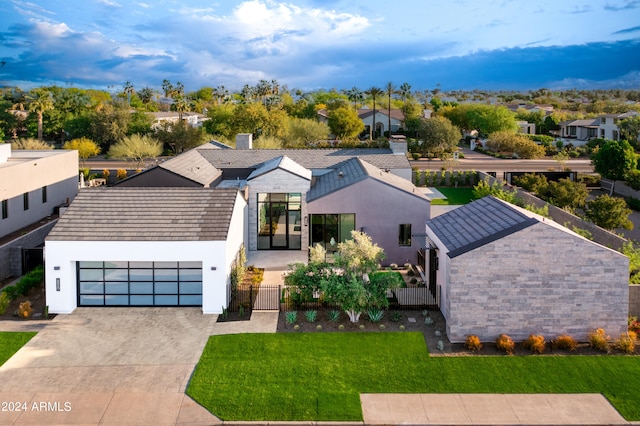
[465,335,482,352]
[523,334,546,354]
[629,316,640,334]
[551,334,578,351]
[588,328,610,352]
[116,169,127,180]
[495,334,515,354]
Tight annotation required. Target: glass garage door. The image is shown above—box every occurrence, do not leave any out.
[78,261,202,306]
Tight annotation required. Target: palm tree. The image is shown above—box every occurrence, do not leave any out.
[123,81,134,106]
[385,82,396,138]
[137,87,154,105]
[27,88,54,141]
[365,86,383,140]
[399,82,412,104]
[172,96,190,121]
[346,87,364,110]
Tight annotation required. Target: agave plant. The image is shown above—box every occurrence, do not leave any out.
[327,310,340,322]
[305,310,318,323]
[285,311,297,324]
[367,308,384,323]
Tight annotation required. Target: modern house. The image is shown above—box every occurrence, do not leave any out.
[44,188,247,313]
[148,111,208,130]
[317,108,406,139]
[424,196,629,343]
[0,143,78,280]
[558,111,639,144]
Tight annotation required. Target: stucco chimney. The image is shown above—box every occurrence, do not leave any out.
[236,133,253,150]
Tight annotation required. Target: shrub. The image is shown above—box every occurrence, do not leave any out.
[390,310,402,322]
[116,169,127,180]
[367,308,384,323]
[465,335,482,352]
[0,292,10,315]
[17,301,32,319]
[2,285,20,301]
[285,311,297,324]
[616,333,636,354]
[629,316,640,334]
[338,324,345,330]
[523,334,546,354]
[316,325,323,331]
[305,310,318,323]
[293,324,300,331]
[379,324,385,330]
[327,310,340,322]
[551,334,578,351]
[495,334,515,354]
[399,325,405,331]
[359,324,365,330]
[626,169,640,190]
[3,266,44,301]
[626,196,640,212]
[102,169,111,180]
[588,328,610,352]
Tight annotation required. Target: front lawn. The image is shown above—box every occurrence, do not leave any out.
[431,187,476,205]
[187,333,640,422]
[0,332,36,366]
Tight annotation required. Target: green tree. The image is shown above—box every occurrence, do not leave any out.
[591,139,637,180]
[27,88,54,141]
[154,120,207,154]
[62,137,100,168]
[365,86,383,139]
[90,102,131,150]
[108,134,163,169]
[417,116,461,159]
[204,104,235,139]
[128,111,153,136]
[513,173,549,195]
[231,102,269,139]
[327,106,364,140]
[546,178,588,211]
[385,82,396,137]
[282,117,329,148]
[486,131,545,159]
[472,178,519,204]
[443,104,518,137]
[585,194,633,231]
[619,115,640,144]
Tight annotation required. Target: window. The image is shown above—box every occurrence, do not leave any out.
[23,193,29,211]
[399,224,412,246]
[42,186,47,203]
[1,200,7,220]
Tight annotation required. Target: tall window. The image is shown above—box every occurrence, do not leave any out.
[399,224,412,246]
[1,200,7,220]
[42,186,47,203]
[257,193,302,250]
[23,193,29,211]
[309,214,356,255]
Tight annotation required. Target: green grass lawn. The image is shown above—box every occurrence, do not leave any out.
[431,187,476,205]
[187,332,640,422]
[0,332,36,366]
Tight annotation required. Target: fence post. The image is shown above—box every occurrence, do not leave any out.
[249,285,253,311]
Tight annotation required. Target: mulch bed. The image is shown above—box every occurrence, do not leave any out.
[0,279,52,321]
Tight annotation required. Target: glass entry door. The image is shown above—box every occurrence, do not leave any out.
[258,193,301,250]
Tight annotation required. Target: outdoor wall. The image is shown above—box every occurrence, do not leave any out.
[44,240,229,314]
[246,168,310,251]
[446,222,629,343]
[0,220,57,281]
[630,285,640,317]
[478,172,626,251]
[308,178,430,266]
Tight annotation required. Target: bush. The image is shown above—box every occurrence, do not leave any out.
[17,301,33,319]
[588,328,610,352]
[551,334,578,351]
[629,316,640,334]
[522,334,546,354]
[116,169,127,180]
[495,334,515,354]
[327,310,340,322]
[465,335,482,352]
[616,333,636,354]
[626,197,640,211]
[0,292,10,315]
[285,311,297,324]
[626,169,640,190]
[2,266,44,301]
[367,308,384,323]
[305,310,318,323]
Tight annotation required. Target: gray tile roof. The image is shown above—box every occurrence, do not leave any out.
[247,155,312,181]
[307,158,428,202]
[159,148,221,186]
[197,147,410,171]
[426,196,537,258]
[46,188,239,241]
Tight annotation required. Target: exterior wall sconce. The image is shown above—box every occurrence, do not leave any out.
[54,266,60,270]
[211,266,217,271]
[304,216,308,226]
[56,278,60,291]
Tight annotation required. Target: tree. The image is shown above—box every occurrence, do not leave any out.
[619,115,640,144]
[345,87,364,110]
[485,131,545,159]
[204,104,235,139]
[591,139,637,180]
[546,178,588,211]
[282,117,329,148]
[154,120,207,154]
[327,106,364,140]
[417,116,461,159]
[385,82,396,137]
[137,87,155,106]
[11,137,52,150]
[62,137,100,168]
[365,86,383,139]
[585,194,633,231]
[107,134,162,169]
[123,81,134,106]
[90,101,131,150]
[442,104,518,137]
[399,82,412,104]
[27,88,54,141]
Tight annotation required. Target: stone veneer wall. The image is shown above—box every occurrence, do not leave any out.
[0,220,57,281]
[630,285,640,317]
[446,222,629,343]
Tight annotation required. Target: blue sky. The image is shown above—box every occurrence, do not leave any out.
[1,0,639,93]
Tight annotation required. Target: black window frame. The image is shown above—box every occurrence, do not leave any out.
[23,192,29,211]
[1,199,7,220]
[42,186,47,203]
[399,223,412,246]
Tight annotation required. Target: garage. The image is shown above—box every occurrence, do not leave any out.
[77,261,203,306]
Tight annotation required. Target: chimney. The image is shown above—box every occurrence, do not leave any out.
[236,133,253,150]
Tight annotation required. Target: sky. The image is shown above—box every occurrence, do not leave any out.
[1,0,640,93]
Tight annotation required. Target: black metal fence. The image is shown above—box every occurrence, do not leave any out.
[226,284,439,312]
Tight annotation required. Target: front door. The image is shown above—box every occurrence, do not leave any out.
[257,193,301,250]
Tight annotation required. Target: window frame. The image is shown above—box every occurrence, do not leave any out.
[398,223,412,246]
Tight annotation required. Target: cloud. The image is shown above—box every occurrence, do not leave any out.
[604,0,640,11]
[613,25,640,34]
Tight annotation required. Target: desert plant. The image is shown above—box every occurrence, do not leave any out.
[327,310,340,322]
[551,334,578,351]
[421,309,429,317]
[496,334,515,354]
[285,311,297,324]
[359,324,365,330]
[338,324,345,330]
[424,317,433,325]
[102,169,111,180]
[588,328,610,352]
[616,333,636,354]
[0,292,10,315]
[399,325,405,331]
[389,263,398,270]
[367,308,384,323]
[316,325,323,331]
[239,304,245,318]
[293,324,300,331]
[221,307,228,320]
[379,324,385,330]
[465,335,482,352]
[390,310,402,322]
[523,334,546,354]
[305,310,318,323]
[17,301,33,319]
[116,169,127,180]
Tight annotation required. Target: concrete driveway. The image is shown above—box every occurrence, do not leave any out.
[0,308,278,425]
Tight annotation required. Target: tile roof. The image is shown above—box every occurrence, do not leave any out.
[357,108,405,121]
[247,155,312,181]
[197,147,410,170]
[307,157,429,202]
[46,188,239,241]
[426,196,537,258]
[158,148,221,186]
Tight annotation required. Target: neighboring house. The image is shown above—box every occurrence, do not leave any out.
[44,187,247,313]
[597,112,639,140]
[424,196,628,343]
[559,111,639,144]
[317,108,406,138]
[517,121,535,134]
[148,111,208,130]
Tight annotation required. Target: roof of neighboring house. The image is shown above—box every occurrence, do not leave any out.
[357,108,405,122]
[599,111,639,119]
[247,155,312,181]
[158,147,221,186]
[197,148,410,171]
[426,196,538,258]
[46,188,240,241]
[307,157,428,202]
[559,119,598,127]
